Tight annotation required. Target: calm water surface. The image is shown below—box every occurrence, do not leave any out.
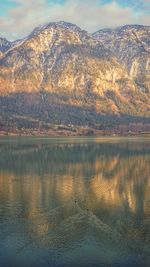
[0,137,149,267]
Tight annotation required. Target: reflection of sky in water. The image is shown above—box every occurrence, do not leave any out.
[0,138,149,267]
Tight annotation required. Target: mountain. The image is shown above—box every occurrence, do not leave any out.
[0,21,128,97]
[93,25,150,93]
[0,22,150,135]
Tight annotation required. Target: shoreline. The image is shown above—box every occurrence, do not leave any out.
[0,130,150,138]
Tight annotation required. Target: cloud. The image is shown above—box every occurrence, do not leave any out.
[0,0,149,40]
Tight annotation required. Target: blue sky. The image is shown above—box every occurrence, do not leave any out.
[0,0,149,40]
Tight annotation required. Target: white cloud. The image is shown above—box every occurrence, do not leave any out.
[0,0,149,40]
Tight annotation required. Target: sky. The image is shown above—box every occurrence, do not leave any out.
[0,0,149,40]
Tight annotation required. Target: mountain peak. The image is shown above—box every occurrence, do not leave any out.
[53,21,82,30]
[29,21,87,38]
[116,24,150,31]
[94,24,150,36]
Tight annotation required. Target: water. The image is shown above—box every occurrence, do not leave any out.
[0,137,149,267]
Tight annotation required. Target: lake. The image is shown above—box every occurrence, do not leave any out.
[0,137,149,267]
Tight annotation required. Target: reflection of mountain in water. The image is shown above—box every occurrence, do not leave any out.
[0,202,138,267]
[0,141,149,216]
[0,139,149,266]
[0,140,150,175]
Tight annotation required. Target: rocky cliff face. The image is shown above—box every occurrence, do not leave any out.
[93,25,150,93]
[0,22,150,131]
